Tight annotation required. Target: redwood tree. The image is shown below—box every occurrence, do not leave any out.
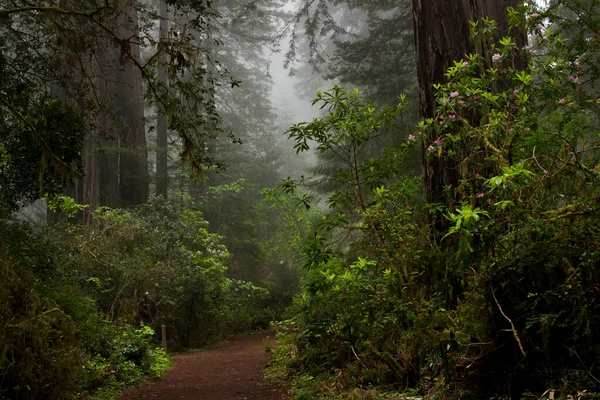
[411,0,524,233]
[155,0,169,199]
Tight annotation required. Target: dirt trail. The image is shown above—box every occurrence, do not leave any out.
[120,332,289,400]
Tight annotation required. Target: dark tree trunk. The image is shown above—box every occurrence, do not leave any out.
[116,1,149,207]
[156,0,169,199]
[98,67,120,209]
[409,0,524,384]
[411,0,480,233]
[411,0,524,232]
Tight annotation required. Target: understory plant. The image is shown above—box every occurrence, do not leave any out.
[0,197,271,399]
[270,3,600,399]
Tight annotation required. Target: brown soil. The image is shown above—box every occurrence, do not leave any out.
[120,332,289,400]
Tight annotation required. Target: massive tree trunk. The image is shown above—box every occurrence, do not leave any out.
[411,0,523,232]
[155,0,169,198]
[116,1,149,207]
[97,54,121,209]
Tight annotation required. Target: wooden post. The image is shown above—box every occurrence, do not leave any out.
[161,324,167,351]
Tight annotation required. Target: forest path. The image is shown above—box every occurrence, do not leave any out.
[120,332,289,400]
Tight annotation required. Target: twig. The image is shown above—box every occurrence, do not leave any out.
[491,287,526,357]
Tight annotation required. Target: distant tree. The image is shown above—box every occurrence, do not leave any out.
[155,0,169,198]
[0,0,236,216]
[195,0,286,284]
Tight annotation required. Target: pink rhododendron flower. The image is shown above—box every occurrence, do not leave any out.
[569,76,579,83]
[530,13,539,18]
[458,99,465,105]
[477,193,485,198]
[434,139,443,146]
[408,134,416,141]
[450,91,460,98]
[427,145,435,153]
[439,120,445,125]
[536,24,543,30]
[557,98,565,104]
[448,114,456,120]
[513,89,520,95]
[492,53,502,62]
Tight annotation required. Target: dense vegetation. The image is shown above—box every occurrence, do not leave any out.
[2,0,600,399]
[0,0,291,398]
[267,2,600,399]
[1,197,277,398]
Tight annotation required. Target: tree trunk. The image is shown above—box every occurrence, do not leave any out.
[116,1,149,207]
[156,0,169,198]
[411,0,523,232]
[97,59,120,209]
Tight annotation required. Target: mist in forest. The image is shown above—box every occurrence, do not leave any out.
[3,1,600,399]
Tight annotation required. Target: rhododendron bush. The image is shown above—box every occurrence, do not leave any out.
[268,2,600,398]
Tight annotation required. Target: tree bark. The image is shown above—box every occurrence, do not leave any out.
[411,0,524,232]
[116,1,149,207]
[156,0,169,198]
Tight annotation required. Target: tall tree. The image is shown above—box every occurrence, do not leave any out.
[155,0,169,198]
[411,0,524,232]
[0,0,236,217]
[115,1,149,206]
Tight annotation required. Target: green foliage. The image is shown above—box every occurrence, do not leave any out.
[46,194,89,218]
[0,97,85,218]
[271,4,600,399]
[0,196,273,398]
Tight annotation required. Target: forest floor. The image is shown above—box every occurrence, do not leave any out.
[120,332,289,400]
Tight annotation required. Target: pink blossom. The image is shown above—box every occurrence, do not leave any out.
[575,59,581,67]
[543,35,548,40]
[417,131,422,136]
[477,193,485,198]
[530,49,537,56]
[450,91,460,98]
[492,53,502,63]
[513,89,520,95]
[569,76,579,83]
[458,99,465,105]
[461,61,469,69]
[145,291,149,295]
[530,13,540,18]
[475,172,481,178]
[434,139,443,146]
[427,145,435,153]
[536,24,543,30]
[557,98,565,104]
[408,134,416,141]
[448,114,456,120]
[443,98,449,105]
[439,120,445,125]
